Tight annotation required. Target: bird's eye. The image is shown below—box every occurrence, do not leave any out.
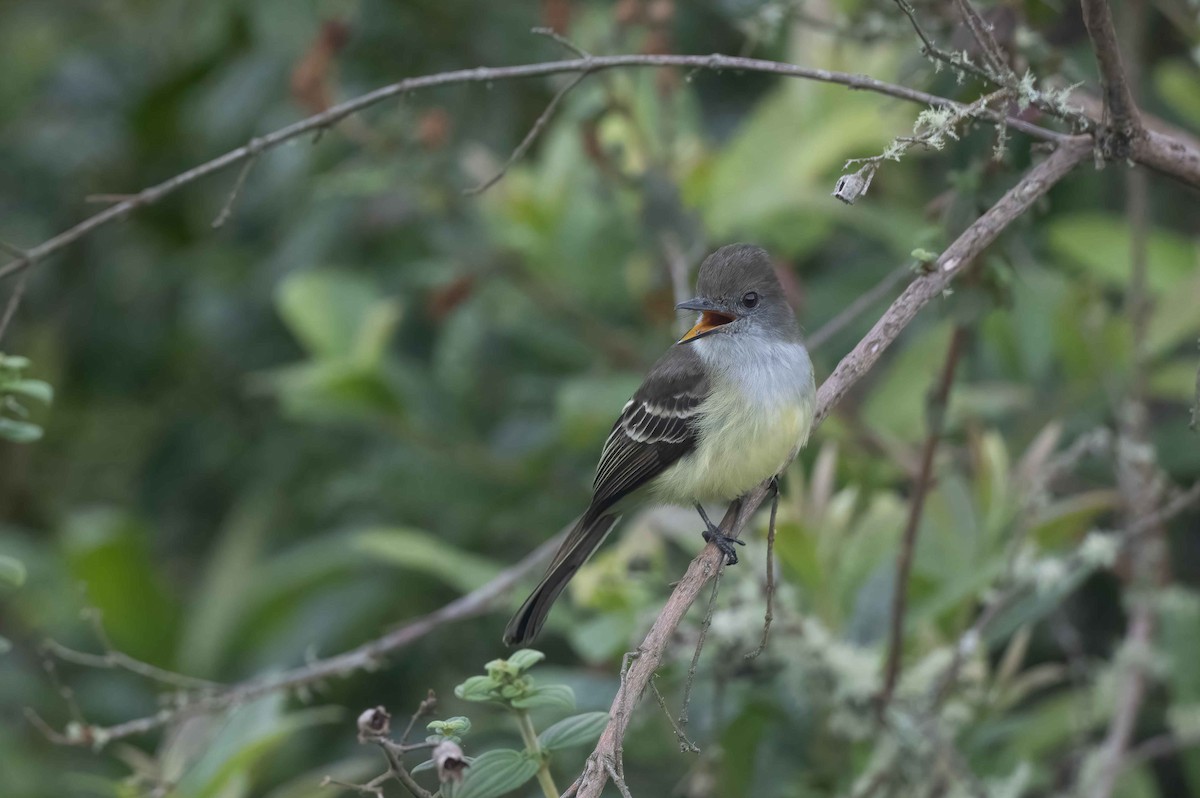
[742,291,759,308]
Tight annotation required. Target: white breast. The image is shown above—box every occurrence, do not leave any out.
[652,335,816,504]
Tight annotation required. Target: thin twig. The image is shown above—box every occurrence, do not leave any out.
[399,690,437,745]
[649,677,700,753]
[0,52,1074,284]
[744,483,779,660]
[952,0,1011,77]
[877,324,968,717]
[532,27,591,58]
[678,564,723,729]
[211,144,261,229]
[805,264,910,351]
[465,72,588,195]
[0,268,30,344]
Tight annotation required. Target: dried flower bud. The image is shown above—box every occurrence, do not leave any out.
[357,706,391,741]
[832,165,876,205]
[433,740,469,783]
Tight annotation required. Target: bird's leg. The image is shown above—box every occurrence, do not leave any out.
[695,502,745,566]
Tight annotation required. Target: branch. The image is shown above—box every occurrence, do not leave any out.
[877,324,969,715]
[573,136,1092,798]
[1079,0,1141,148]
[0,53,1068,284]
[31,529,564,747]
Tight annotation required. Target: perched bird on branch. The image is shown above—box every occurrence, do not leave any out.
[504,244,816,645]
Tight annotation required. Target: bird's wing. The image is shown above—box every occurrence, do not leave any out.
[589,346,709,514]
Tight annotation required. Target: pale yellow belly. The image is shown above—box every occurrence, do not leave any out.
[651,389,813,504]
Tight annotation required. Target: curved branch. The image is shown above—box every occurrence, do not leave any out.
[0,53,1069,283]
[574,136,1092,798]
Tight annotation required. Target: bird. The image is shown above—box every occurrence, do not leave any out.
[503,243,816,646]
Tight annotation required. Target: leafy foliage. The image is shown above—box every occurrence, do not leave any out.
[0,2,1197,798]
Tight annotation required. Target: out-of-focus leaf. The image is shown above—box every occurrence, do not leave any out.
[353,527,500,593]
[537,711,608,751]
[61,510,178,663]
[4,378,53,405]
[169,695,341,798]
[0,417,42,443]
[510,683,575,710]
[1046,214,1196,294]
[1154,60,1200,129]
[1029,490,1119,548]
[0,554,26,589]
[276,270,401,363]
[451,749,540,798]
[255,361,405,422]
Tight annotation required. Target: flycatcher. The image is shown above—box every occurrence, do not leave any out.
[504,243,816,645]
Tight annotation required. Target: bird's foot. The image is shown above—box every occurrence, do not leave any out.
[702,526,745,566]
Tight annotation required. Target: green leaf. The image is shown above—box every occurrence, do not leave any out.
[452,749,540,798]
[0,554,26,588]
[275,270,401,362]
[1046,213,1196,294]
[428,716,472,738]
[62,510,179,663]
[4,378,52,405]
[0,634,10,655]
[455,675,499,702]
[0,417,42,443]
[505,649,545,674]
[537,711,609,751]
[353,528,500,593]
[510,683,575,711]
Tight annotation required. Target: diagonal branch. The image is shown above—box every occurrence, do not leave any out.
[573,136,1092,798]
[0,53,1069,284]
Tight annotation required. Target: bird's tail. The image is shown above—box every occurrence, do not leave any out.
[503,512,619,646]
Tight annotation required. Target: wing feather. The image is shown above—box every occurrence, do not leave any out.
[589,348,709,513]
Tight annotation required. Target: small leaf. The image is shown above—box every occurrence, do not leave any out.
[538,712,609,751]
[505,649,545,674]
[455,675,498,702]
[510,684,575,711]
[428,716,472,737]
[0,555,26,589]
[0,417,43,443]
[453,749,540,798]
[5,378,53,405]
[411,758,436,775]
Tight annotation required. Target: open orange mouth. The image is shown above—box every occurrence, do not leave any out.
[679,310,736,343]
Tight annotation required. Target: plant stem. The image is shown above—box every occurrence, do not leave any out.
[515,709,559,798]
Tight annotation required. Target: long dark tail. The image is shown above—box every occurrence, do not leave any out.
[503,512,619,646]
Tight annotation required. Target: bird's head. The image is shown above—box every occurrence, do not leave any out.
[676,243,795,344]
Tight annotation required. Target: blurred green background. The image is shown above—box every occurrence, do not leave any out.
[1,1,1198,796]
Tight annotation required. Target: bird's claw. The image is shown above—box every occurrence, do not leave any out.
[702,527,745,566]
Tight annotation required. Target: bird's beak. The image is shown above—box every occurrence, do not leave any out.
[676,297,736,343]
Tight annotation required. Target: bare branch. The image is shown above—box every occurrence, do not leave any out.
[877,324,969,716]
[0,52,1069,284]
[1079,0,1142,148]
[574,136,1091,798]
